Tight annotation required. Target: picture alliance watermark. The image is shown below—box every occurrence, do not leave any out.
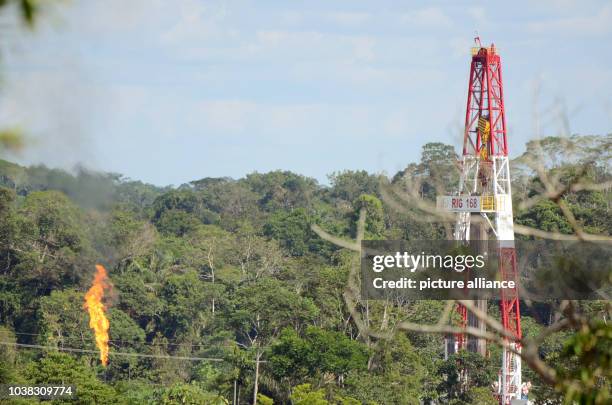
[361,240,612,300]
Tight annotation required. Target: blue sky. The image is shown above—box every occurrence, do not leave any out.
[0,0,611,186]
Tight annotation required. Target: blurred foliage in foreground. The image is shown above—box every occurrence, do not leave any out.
[0,135,610,404]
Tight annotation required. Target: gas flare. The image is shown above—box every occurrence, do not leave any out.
[84,264,111,366]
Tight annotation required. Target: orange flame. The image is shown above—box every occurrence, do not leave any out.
[84,264,111,366]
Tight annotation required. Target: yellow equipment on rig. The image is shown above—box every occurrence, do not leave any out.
[478,116,490,160]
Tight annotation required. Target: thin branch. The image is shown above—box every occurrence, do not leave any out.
[311,225,360,252]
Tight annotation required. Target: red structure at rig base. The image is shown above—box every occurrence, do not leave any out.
[438,37,522,404]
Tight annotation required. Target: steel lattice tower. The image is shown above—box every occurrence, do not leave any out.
[438,38,522,404]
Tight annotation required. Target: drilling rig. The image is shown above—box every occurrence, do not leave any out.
[437,37,522,404]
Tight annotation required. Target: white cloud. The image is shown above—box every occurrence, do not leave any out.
[400,7,453,29]
[0,68,105,170]
[192,98,433,145]
[160,0,233,45]
[528,4,612,36]
[449,37,473,58]
[278,10,304,26]
[195,100,363,138]
[325,12,370,26]
[467,7,486,24]
[4,0,610,185]
[351,36,376,62]
[252,29,378,65]
[64,0,167,39]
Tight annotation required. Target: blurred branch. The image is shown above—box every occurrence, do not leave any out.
[311,225,360,252]
[513,224,612,244]
[314,146,609,391]
[382,158,612,244]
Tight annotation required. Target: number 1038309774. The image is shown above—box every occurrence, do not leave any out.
[1,385,75,399]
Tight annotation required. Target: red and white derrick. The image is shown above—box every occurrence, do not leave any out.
[437,38,522,404]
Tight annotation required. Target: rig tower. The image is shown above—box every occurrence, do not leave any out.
[437,37,522,404]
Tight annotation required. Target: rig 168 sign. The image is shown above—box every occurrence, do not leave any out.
[436,196,481,212]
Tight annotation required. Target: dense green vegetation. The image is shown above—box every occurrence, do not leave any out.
[0,135,610,404]
[0,3,609,402]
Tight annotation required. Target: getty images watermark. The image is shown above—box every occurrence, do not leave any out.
[361,240,611,300]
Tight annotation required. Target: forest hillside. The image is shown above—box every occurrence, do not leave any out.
[0,135,610,404]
